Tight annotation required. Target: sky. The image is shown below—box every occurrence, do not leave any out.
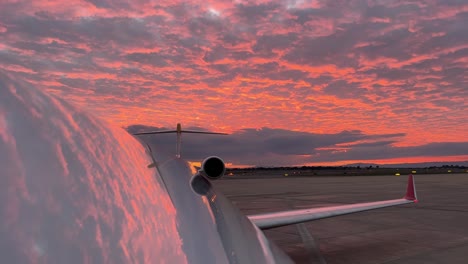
[0,0,467,166]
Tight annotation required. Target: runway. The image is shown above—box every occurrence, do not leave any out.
[214,173,468,263]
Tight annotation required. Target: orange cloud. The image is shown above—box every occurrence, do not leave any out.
[0,0,466,166]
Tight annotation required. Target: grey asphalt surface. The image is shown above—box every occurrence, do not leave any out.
[214,173,468,264]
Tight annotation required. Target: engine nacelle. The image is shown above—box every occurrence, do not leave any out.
[199,156,225,180]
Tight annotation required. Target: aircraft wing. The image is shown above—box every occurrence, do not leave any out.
[248,175,418,229]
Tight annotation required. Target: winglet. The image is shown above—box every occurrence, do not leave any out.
[404,174,418,202]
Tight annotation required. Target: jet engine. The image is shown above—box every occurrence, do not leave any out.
[199,156,226,180]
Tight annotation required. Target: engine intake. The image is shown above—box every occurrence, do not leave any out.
[199,156,225,180]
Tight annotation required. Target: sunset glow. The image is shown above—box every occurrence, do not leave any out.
[1,0,466,166]
[0,71,187,262]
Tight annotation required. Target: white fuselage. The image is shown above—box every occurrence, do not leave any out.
[144,143,292,263]
[0,71,291,263]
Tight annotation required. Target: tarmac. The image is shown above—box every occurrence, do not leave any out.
[214,173,468,264]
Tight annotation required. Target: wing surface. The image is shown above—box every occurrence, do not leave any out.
[248,175,418,229]
[133,130,227,135]
[133,130,177,135]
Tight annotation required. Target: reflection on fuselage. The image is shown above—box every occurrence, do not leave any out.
[147,145,292,263]
[0,70,187,263]
[0,70,293,263]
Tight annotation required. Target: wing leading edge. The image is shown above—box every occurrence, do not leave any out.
[248,175,418,230]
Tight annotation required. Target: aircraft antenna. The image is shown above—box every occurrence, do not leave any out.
[176,123,182,158]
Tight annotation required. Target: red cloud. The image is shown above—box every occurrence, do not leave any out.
[0,0,466,165]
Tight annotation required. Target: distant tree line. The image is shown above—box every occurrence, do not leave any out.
[227,165,467,172]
